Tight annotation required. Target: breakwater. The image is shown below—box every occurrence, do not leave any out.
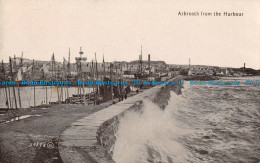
[96,82,182,160]
[58,77,183,162]
[96,84,182,160]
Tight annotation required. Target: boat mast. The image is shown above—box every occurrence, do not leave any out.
[8,58,12,109]
[95,53,100,105]
[93,53,96,106]
[148,54,151,79]
[2,60,10,109]
[32,59,36,107]
[103,54,105,98]
[115,62,119,101]
[17,52,23,108]
[103,54,105,78]
[57,64,61,105]
[67,48,70,104]
[140,45,142,74]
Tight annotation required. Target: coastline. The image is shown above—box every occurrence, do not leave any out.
[0,75,230,162]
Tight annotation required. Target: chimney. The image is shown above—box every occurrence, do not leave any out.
[189,58,191,69]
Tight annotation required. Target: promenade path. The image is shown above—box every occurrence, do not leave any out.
[58,86,161,163]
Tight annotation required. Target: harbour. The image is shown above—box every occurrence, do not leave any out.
[1,0,259,162]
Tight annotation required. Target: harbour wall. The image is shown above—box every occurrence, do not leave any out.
[58,76,183,163]
[96,78,182,160]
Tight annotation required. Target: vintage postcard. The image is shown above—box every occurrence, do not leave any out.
[0,0,259,162]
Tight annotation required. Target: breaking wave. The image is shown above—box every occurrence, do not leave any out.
[113,77,260,163]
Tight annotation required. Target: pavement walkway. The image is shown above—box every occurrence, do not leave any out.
[58,86,161,163]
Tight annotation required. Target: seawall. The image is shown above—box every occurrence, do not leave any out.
[96,80,182,161]
[58,77,182,162]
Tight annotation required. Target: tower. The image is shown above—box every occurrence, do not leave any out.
[79,47,84,57]
[75,47,87,79]
[79,47,83,77]
[139,45,143,73]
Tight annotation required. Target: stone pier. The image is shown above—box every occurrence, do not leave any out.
[58,84,169,162]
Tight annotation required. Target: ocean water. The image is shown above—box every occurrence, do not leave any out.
[113,77,260,163]
[0,85,138,108]
[0,86,92,108]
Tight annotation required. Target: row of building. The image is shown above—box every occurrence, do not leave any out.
[0,57,167,81]
[167,65,249,77]
[1,54,253,81]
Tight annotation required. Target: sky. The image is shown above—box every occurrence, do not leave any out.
[0,0,259,69]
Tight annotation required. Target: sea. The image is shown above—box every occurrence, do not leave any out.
[113,77,260,163]
[0,85,138,108]
[0,86,92,108]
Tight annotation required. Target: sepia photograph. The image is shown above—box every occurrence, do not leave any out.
[0,0,259,162]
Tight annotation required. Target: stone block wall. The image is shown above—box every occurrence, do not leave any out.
[96,84,175,160]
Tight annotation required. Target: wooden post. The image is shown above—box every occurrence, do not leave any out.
[46,86,48,104]
[17,83,21,108]
[34,85,36,107]
[110,63,113,102]
[61,82,63,103]
[8,87,12,109]
[10,57,18,109]
[4,87,9,109]
[82,83,86,106]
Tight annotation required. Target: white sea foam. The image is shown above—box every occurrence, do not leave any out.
[113,92,191,163]
[113,77,260,162]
